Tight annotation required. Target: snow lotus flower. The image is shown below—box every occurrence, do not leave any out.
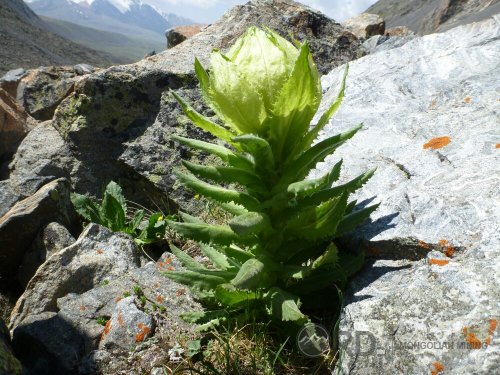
[167,26,378,331]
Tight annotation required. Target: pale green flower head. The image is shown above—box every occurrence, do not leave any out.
[195,27,322,161]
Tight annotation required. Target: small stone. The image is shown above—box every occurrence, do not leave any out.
[99,296,155,351]
[344,13,385,39]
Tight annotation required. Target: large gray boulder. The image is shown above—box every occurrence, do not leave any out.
[0,0,364,220]
[9,224,141,329]
[312,15,499,374]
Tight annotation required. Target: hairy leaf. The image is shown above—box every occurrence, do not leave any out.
[175,171,260,211]
[264,287,307,323]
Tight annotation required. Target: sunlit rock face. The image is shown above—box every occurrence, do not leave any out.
[313,14,500,374]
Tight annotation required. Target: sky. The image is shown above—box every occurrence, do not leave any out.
[147,0,378,23]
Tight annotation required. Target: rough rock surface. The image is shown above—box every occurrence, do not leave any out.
[9,224,141,329]
[12,311,86,375]
[0,121,81,217]
[367,0,500,35]
[312,15,499,374]
[166,24,207,48]
[18,222,76,288]
[344,13,385,38]
[11,253,200,374]
[0,178,77,276]
[99,296,155,351]
[0,87,36,166]
[361,33,416,55]
[18,66,97,121]
[0,319,22,375]
[0,68,26,97]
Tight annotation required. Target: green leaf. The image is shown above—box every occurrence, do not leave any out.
[166,220,247,246]
[101,193,125,231]
[295,64,349,154]
[215,283,259,307]
[198,243,235,271]
[220,245,253,265]
[70,193,102,224]
[298,168,375,208]
[164,270,230,291]
[175,170,260,211]
[280,124,362,187]
[169,244,206,271]
[232,134,275,171]
[311,242,339,270]
[179,211,203,224]
[171,91,236,144]
[335,203,379,236]
[287,160,342,198]
[129,209,144,232]
[171,134,253,170]
[231,258,274,289]
[228,212,271,236]
[285,192,348,240]
[104,181,127,212]
[136,213,166,244]
[182,160,267,193]
[269,42,322,162]
[264,287,307,323]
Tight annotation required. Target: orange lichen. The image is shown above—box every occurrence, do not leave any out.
[117,312,124,326]
[438,239,456,257]
[462,319,498,348]
[100,319,112,342]
[96,249,104,254]
[167,266,174,271]
[176,288,186,297]
[155,295,164,303]
[419,240,431,250]
[135,323,151,342]
[431,361,445,375]
[115,296,122,303]
[423,136,451,150]
[429,258,449,266]
[485,319,498,345]
[463,329,482,349]
[165,258,172,265]
[79,305,86,311]
[463,96,472,103]
[488,319,498,334]
[495,144,500,149]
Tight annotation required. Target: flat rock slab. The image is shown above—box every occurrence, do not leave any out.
[313,16,499,374]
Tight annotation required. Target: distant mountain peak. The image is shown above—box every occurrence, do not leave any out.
[25,0,194,36]
[72,0,141,14]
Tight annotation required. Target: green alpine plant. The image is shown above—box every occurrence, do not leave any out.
[165,27,378,330]
[71,181,168,246]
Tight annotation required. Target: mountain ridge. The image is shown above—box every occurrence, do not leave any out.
[25,0,193,38]
[366,0,500,34]
[0,0,112,76]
